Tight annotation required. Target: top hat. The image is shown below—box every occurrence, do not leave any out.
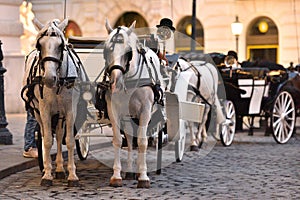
[156,18,175,32]
[227,50,238,60]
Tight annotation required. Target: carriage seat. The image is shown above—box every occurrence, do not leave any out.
[239,67,269,80]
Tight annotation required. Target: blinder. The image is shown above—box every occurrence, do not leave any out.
[104,28,133,76]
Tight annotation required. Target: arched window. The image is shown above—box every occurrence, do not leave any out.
[175,16,204,52]
[246,16,278,63]
[65,20,82,38]
[114,12,148,28]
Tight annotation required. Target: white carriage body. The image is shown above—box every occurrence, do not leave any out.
[165,71,205,141]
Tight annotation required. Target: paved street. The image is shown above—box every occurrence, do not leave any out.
[0,129,299,199]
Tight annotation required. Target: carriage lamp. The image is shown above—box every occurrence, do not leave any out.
[157,26,172,41]
[82,91,93,101]
[231,16,243,54]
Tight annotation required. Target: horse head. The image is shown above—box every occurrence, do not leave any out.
[33,18,68,88]
[104,19,137,93]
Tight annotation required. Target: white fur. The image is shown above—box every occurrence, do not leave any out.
[22,19,85,185]
[104,20,164,187]
[176,59,225,148]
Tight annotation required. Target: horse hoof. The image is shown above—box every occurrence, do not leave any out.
[55,172,66,179]
[198,141,204,148]
[125,172,136,180]
[40,179,53,187]
[190,145,199,152]
[109,178,122,187]
[68,180,80,187]
[137,180,150,188]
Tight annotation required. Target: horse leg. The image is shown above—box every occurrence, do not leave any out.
[197,107,209,148]
[109,124,123,187]
[137,125,150,188]
[189,121,199,151]
[40,114,54,186]
[65,114,79,187]
[55,118,66,179]
[124,122,136,179]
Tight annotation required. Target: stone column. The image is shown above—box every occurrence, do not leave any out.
[0,0,25,113]
[0,41,12,144]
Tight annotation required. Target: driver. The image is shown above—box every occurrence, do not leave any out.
[146,18,176,66]
[224,50,241,68]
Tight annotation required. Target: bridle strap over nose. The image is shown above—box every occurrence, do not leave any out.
[107,64,128,75]
[41,56,62,65]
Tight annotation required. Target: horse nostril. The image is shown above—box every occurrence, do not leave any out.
[53,76,57,82]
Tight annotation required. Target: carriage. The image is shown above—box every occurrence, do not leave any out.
[207,53,300,146]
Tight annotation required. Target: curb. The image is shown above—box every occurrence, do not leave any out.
[0,141,112,180]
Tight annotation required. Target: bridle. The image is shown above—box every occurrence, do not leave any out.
[103,27,133,76]
[36,25,65,73]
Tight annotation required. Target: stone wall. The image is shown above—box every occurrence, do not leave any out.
[0,0,25,113]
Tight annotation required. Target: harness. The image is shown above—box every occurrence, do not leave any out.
[176,58,213,107]
[21,33,84,116]
[100,28,164,104]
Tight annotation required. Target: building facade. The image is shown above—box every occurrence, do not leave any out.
[0,0,24,113]
[1,0,300,113]
[30,0,300,65]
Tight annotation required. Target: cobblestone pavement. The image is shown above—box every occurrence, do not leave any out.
[0,133,299,200]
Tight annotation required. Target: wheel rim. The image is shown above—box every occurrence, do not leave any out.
[221,100,236,146]
[272,91,295,143]
[76,125,90,159]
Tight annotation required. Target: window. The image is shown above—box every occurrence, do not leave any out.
[246,17,278,63]
[175,16,204,52]
[65,20,82,38]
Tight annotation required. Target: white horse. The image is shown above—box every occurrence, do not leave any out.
[21,18,86,186]
[172,56,226,151]
[103,20,165,188]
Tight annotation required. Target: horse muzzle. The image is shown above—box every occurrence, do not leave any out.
[109,70,125,93]
[43,75,57,88]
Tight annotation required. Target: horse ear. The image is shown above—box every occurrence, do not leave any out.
[57,18,69,31]
[105,18,113,34]
[127,20,136,35]
[33,17,44,31]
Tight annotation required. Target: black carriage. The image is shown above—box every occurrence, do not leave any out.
[180,52,299,146]
[217,58,300,145]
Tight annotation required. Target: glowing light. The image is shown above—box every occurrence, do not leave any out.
[258,21,268,33]
[186,24,192,36]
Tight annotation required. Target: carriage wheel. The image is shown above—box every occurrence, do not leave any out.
[75,123,90,160]
[220,100,236,146]
[35,124,44,172]
[175,123,186,162]
[271,91,296,144]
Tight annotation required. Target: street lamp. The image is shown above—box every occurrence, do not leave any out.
[0,41,12,145]
[231,16,243,54]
